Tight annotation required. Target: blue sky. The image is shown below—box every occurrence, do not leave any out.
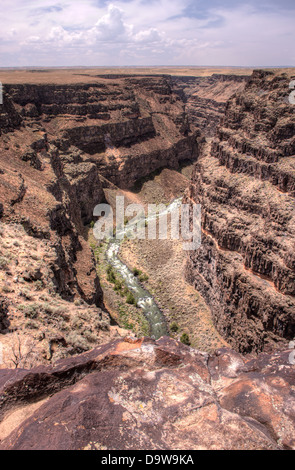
[0,0,294,66]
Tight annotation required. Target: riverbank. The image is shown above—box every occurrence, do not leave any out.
[89,237,150,337]
[89,166,228,351]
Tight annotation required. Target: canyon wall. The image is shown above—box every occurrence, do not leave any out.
[173,74,248,136]
[0,75,197,361]
[0,74,197,289]
[186,70,295,353]
[4,77,197,188]
[0,70,295,450]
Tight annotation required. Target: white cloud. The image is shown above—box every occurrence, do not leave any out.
[0,0,294,66]
[92,4,129,41]
[134,28,162,43]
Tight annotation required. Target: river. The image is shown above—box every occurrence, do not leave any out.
[105,198,182,339]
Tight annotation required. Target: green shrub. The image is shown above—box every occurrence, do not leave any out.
[25,320,38,330]
[39,294,49,302]
[126,292,136,305]
[180,333,191,346]
[114,279,123,291]
[132,268,142,277]
[170,322,179,333]
[84,330,98,343]
[2,284,13,293]
[72,315,84,330]
[18,303,39,319]
[67,332,89,352]
[123,286,129,296]
[19,289,33,300]
[107,266,116,283]
[139,273,149,282]
[43,303,70,320]
[34,280,43,291]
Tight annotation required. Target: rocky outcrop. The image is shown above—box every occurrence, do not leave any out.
[173,74,248,136]
[0,70,294,451]
[186,70,295,353]
[0,336,294,450]
[0,95,22,134]
[0,75,197,302]
[0,74,197,363]
[4,77,197,189]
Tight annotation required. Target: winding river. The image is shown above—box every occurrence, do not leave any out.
[106,198,182,339]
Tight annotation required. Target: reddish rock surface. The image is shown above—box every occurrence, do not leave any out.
[0,75,197,363]
[0,69,294,450]
[0,336,294,450]
[186,70,295,352]
[0,75,197,303]
[173,74,248,136]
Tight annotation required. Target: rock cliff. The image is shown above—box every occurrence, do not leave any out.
[0,75,197,363]
[0,336,294,450]
[1,70,294,450]
[173,74,248,136]
[186,70,295,353]
[3,77,197,188]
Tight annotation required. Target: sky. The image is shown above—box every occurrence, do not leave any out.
[0,0,294,67]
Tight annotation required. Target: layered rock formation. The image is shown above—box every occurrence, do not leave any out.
[1,70,294,450]
[186,70,295,353]
[173,74,248,136]
[4,77,197,188]
[0,336,294,450]
[0,75,197,363]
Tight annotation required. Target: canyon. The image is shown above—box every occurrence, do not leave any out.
[173,73,247,136]
[186,70,295,353]
[0,72,197,363]
[0,68,294,450]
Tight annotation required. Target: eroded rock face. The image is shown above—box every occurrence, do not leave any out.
[0,95,22,134]
[0,75,197,362]
[3,77,197,189]
[186,70,295,352]
[0,75,197,301]
[173,74,248,137]
[0,336,294,450]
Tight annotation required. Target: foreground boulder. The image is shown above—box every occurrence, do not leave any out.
[0,336,294,450]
